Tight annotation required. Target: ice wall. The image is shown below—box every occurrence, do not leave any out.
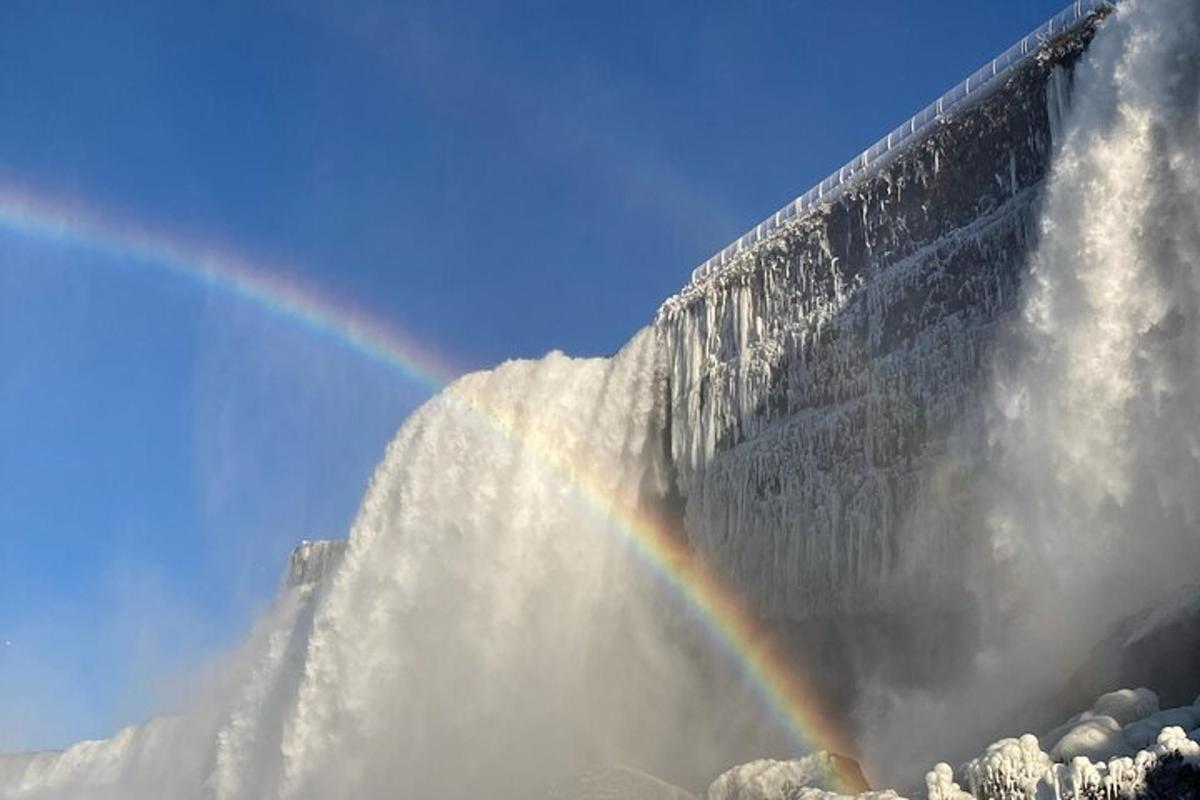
[655,23,1099,620]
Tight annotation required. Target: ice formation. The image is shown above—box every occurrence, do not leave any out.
[705,688,1200,800]
[706,753,883,800]
[927,689,1200,800]
[652,18,1092,620]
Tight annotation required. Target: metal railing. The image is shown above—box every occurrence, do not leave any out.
[687,0,1115,286]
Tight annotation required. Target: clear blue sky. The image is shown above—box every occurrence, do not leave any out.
[0,0,1072,751]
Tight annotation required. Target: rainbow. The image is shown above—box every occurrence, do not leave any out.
[0,181,865,790]
[0,181,458,392]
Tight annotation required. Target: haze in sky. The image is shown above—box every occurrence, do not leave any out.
[0,0,1079,751]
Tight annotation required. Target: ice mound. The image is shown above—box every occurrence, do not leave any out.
[707,753,886,800]
[1089,689,1161,726]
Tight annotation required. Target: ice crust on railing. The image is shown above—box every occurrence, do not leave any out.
[684,0,1114,289]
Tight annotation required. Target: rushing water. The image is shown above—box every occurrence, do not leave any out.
[862,0,1200,782]
[1,330,795,799]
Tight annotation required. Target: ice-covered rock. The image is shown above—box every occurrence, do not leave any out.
[707,753,875,800]
[1088,688,1160,726]
[1048,717,1128,762]
[284,538,346,587]
[952,690,1200,800]
[925,762,972,800]
[654,8,1104,624]
[1123,708,1200,750]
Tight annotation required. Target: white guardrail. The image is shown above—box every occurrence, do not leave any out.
[688,0,1115,286]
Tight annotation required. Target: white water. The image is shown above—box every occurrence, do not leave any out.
[0,329,794,799]
[984,0,1200,630]
[862,0,1200,782]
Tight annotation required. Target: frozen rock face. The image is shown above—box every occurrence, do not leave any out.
[285,539,346,587]
[655,27,1096,621]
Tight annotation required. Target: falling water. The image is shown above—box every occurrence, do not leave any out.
[985,0,1200,628]
[861,0,1200,782]
[1,329,796,799]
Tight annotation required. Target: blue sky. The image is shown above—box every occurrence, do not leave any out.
[0,0,1073,750]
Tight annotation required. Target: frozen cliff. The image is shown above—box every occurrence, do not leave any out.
[655,18,1100,621]
[657,0,1200,779]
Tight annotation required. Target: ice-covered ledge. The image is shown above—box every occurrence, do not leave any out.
[663,0,1115,306]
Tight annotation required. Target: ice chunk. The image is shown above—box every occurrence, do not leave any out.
[707,754,875,800]
[1123,707,1200,750]
[1048,716,1129,762]
[1086,688,1159,725]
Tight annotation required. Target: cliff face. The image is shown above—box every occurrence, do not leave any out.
[656,33,1094,621]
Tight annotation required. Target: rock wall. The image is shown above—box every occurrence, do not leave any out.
[656,29,1098,620]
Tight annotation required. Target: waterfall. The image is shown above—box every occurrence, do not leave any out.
[860,0,1200,783]
[984,0,1200,631]
[268,328,685,799]
[1,328,795,799]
